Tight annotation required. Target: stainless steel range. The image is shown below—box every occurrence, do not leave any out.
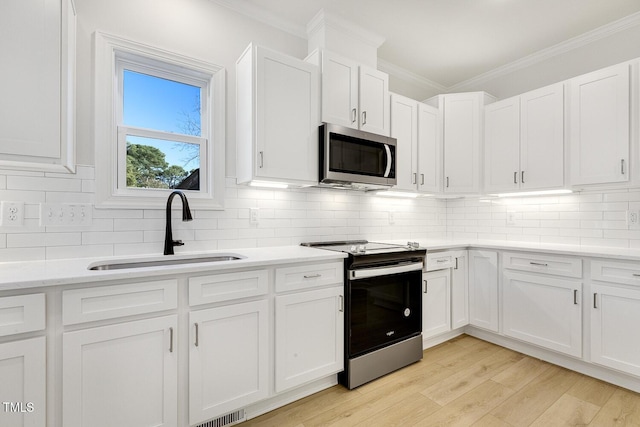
[301,240,426,389]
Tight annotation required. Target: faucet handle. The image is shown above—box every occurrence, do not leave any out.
[173,240,185,247]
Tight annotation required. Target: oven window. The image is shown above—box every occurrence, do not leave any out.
[329,133,395,178]
[348,270,422,357]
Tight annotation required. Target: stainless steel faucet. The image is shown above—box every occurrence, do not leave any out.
[164,190,193,255]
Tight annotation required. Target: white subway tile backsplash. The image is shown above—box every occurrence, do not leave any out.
[8,176,82,192]
[0,175,5,189]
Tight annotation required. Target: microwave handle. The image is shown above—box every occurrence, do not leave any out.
[384,144,392,178]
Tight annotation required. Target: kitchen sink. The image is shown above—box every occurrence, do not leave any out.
[88,254,245,270]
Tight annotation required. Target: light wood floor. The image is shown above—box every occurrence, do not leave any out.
[243,335,640,426]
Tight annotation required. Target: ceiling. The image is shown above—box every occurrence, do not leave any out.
[212,0,640,89]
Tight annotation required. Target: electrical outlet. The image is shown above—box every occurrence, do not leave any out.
[0,201,25,226]
[628,210,640,229]
[249,208,259,225]
[506,211,518,226]
[40,203,93,226]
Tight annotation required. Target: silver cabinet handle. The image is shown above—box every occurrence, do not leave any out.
[521,170,525,184]
[362,111,367,125]
[421,174,424,185]
[169,327,174,353]
[593,293,598,309]
[423,279,428,293]
[352,108,357,123]
[454,257,459,270]
[632,274,640,277]
[436,259,448,263]
[412,173,417,184]
[194,322,199,347]
[574,289,578,305]
[622,159,626,175]
[514,171,518,184]
[303,274,321,279]
[339,295,344,312]
[259,151,264,168]
[530,262,548,267]
[446,177,450,188]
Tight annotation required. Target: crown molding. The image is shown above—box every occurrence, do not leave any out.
[208,0,307,39]
[377,59,447,93]
[448,11,640,92]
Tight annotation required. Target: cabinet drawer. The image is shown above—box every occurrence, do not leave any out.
[63,280,178,325]
[425,252,454,271]
[503,252,582,278]
[0,294,45,337]
[591,260,640,286]
[275,262,343,292]
[189,269,268,306]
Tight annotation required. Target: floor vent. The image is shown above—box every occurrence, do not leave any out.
[195,409,246,427]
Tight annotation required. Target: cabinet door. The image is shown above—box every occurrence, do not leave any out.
[443,94,482,193]
[189,300,269,425]
[503,271,582,357]
[275,286,344,392]
[63,316,177,427]
[484,97,520,193]
[256,47,320,184]
[520,83,565,191]
[451,252,469,329]
[359,65,390,136]
[422,270,451,340]
[0,337,46,427]
[570,63,629,185]
[0,0,75,172]
[321,51,359,129]
[390,94,418,191]
[591,284,640,376]
[418,103,442,193]
[468,250,499,332]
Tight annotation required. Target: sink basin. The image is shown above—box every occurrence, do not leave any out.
[88,254,245,270]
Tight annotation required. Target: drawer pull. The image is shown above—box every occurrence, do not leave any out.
[436,259,448,263]
[632,274,640,277]
[573,289,578,305]
[339,295,344,312]
[303,274,322,279]
[423,280,428,294]
[169,327,174,353]
[593,293,598,309]
[454,257,459,270]
[530,262,548,267]
[194,323,199,347]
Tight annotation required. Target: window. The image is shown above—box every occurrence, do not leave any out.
[94,32,225,209]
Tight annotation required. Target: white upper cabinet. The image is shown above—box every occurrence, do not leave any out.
[391,94,419,191]
[391,94,441,193]
[484,83,564,193]
[0,0,76,172]
[312,50,390,136]
[427,92,495,194]
[236,44,320,186]
[569,63,629,186]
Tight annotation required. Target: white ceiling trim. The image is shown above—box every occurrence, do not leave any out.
[448,11,640,93]
[208,0,307,39]
[377,59,447,94]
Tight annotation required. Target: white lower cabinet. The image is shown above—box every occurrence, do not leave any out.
[451,251,469,330]
[275,286,344,393]
[591,283,640,377]
[503,271,582,357]
[422,269,451,339]
[62,315,178,427]
[0,336,46,427]
[189,299,269,425]
[468,250,499,332]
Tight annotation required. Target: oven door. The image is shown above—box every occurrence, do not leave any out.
[347,263,422,358]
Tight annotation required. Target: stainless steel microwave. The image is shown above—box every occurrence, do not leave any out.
[319,123,397,190]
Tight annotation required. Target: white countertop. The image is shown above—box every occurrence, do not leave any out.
[0,246,347,291]
[3,239,640,292]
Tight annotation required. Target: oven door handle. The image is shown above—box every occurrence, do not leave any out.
[349,262,423,280]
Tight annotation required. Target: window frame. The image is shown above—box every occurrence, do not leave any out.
[94,31,225,209]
